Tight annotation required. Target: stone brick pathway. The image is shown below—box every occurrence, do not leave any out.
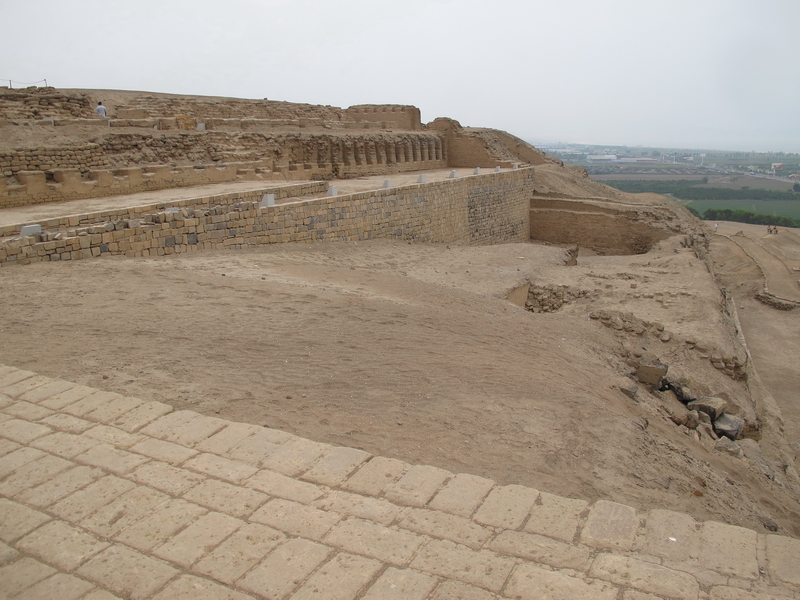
[1,363,798,599]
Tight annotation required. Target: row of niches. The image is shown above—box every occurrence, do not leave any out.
[0,132,446,178]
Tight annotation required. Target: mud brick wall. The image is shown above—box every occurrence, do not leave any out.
[0,169,533,265]
[529,198,673,255]
[120,96,346,121]
[345,105,421,131]
[0,132,448,209]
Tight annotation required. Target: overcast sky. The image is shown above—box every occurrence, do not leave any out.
[2,0,798,153]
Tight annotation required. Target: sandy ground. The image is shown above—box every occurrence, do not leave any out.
[710,223,800,459]
[2,228,800,535]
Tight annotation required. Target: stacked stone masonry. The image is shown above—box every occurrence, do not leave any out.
[0,169,533,266]
[1,364,799,600]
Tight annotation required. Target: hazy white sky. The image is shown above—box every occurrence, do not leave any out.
[2,0,798,152]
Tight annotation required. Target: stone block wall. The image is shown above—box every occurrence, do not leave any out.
[0,144,110,177]
[0,169,533,265]
[0,87,95,120]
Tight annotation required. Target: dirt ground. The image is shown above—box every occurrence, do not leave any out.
[2,224,800,535]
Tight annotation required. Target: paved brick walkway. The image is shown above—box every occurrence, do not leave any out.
[0,363,798,600]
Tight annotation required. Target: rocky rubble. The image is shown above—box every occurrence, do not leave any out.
[619,356,759,464]
[525,283,593,312]
[591,309,748,380]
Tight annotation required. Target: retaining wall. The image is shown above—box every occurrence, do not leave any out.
[0,168,534,266]
[529,198,673,255]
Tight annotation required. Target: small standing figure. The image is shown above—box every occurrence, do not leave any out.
[774,226,778,234]
[767,226,773,234]
[95,102,107,118]
[714,223,719,232]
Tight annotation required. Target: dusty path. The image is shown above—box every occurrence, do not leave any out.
[710,223,800,457]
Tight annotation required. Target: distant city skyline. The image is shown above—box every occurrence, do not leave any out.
[2,0,798,154]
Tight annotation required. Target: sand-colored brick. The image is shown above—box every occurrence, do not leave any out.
[362,567,438,600]
[428,472,495,519]
[399,507,492,549]
[245,467,325,504]
[384,464,452,507]
[313,489,402,525]
[489,530,592,571]
[473,484,539,530]
[505,563,619,600]
[192,522,285,585]
[292,551,382,600]
[77,545,179,600]
[325,517,425,566]
[341,456,408,496]
[589,553,700,600]
[153,511,242,568]
[580,500,640,551]
[182,478,268,519]
[524,491,588,542]
[0,499,52,543]
[411,538,515,593]
[237,538,333,599]
[17,520,109,570]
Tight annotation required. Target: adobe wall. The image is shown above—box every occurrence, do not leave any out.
[345,105,421,131]
[0,168,533,265]
[0,133,447,209]
[529,198,673,255]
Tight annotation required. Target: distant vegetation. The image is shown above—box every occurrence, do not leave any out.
[602,180,800,227]
[601,180,800,201]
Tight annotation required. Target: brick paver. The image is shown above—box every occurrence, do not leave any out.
[1,364,799,600]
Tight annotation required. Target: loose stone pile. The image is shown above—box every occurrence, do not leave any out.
[525,284,592,313]
[592,310,748,380]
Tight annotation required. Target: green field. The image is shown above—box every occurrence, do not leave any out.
[675,199,800,221]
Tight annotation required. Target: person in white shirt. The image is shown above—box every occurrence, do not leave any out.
[96,102,107,118]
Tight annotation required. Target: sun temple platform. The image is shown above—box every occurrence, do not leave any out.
[1,364,799,599]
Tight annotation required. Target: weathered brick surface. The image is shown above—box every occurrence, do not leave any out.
[17,520,109,570]
[428,472,495,518]
[384,464,452,507]
[505,564,619,600]
[473,484,539,530]
[524,491,588,542]
[580,499,640,551]
[589,553,700,600]
[250,498,342,540]
[1,366,798,600]
[77,545,178,599]
[362,567,438,600]
[291,551,383,600]
[410,539,515,592]
[182,478,268,519]
[237,538,333,599]
[245,467,325,504]
[192,522,285,584]
[324,517,425,566]
[489,530,592,571]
